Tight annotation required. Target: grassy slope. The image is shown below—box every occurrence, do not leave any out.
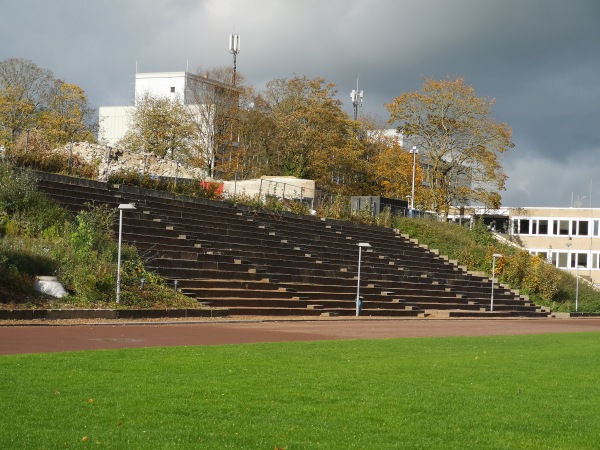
[394,216,600,312]
[2,334,600,449]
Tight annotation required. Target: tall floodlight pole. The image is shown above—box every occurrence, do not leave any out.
[491,253,502,312]
[410,146,419,211]
[229,33,240,86]
[116,203,136,304]
[356,243,372,316]
[350,77,363,121]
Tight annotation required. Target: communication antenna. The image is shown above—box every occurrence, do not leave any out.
[229,33,240,86]
[350,75,363,121]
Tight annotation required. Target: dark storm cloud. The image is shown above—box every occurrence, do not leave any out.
[1,0,599,207]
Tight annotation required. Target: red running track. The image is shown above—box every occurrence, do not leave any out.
[2,318,600,355]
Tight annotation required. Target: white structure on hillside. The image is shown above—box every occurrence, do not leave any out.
[98,71,238,175]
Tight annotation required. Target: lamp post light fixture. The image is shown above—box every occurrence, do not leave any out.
[116,203,136,304]
[356,242,372,317]
[409,146,418,211]
[490,253,503,312]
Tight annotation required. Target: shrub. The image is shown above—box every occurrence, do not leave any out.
[6,135,98,178]
[108,170,224,200]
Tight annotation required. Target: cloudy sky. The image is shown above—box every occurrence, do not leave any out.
[2,0,599,207]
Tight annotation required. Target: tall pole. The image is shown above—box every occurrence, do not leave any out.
[356,246,363,317]
[491,253,502,312]
[576,264,580,312]
[356,243,371,316]
[410,146,418,210]
[116,204,136,303]
[116,208,124,304]
[491,256,495,312]
[229,34,240,86]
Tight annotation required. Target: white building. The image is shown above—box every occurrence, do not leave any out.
[98,72,238,172]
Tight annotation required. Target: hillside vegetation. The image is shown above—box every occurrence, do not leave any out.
[391,216,600,312]
[0,160,198,309]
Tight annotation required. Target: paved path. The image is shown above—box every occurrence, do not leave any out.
[2,318,600,355]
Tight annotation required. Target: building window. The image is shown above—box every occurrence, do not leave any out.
[559,220,570,235]
[594,221,599,237]
[573,252,588,268]
[577,220,589,236]
[538,220,549,235]
[558,252,568,268]
[170,86,175,93]
[519,219,530,234]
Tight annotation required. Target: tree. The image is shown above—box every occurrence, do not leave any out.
[369,136,424,201]
[0,85,36,148]
[386,77,514,214]
[188,67,246,177]
[0,58,96,150]
[0,58,53,144]
[38,81,95,146]
[119,93,197,160]
[237,75,364,193]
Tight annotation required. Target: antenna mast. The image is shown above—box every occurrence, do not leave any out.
[350,75,363,121]
[229,33,240,86]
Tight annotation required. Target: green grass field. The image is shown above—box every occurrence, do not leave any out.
[2,333,600,449]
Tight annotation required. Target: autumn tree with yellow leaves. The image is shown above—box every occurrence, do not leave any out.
[0,58,95,150]
[386,77,514,215]
[236,75,367,194]
[38,81,95,146]
[119,93,197,161]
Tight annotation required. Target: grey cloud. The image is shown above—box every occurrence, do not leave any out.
[1,0,599,207]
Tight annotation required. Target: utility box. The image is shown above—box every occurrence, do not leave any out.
[351,196,409,216]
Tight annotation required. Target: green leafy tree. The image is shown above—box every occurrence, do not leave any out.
[386,77,514,215]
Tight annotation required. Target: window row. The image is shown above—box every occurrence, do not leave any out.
[531,250,600,270]
[513,218,600,237]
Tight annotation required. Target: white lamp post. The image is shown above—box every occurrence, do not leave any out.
[576,263,581,313]
[491,253,502,312]
[409,146,418,211]
[356,243,371,317]
[116,203,136,303]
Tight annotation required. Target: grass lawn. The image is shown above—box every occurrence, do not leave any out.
[1,333,600,449]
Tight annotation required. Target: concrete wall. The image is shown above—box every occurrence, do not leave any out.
[98,106,134,146]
